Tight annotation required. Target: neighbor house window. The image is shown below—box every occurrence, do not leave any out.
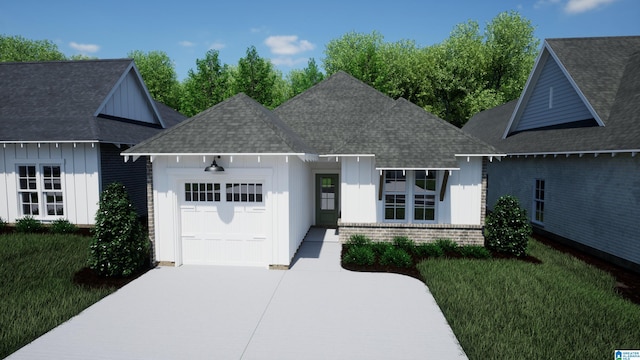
[226,183,263,203]
[17,164,64,217]
[384,170,406,220]
[534,179,545,224]
[184,183,220,202]
[414,170,436,221]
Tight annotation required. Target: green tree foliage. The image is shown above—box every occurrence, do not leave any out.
[128,50,182,110]
[0,34,66,62]
[89,183,149,277]
[234,46,284,108]
[180,49,232,116]
[287,58,325,97]
[484,195,532,257]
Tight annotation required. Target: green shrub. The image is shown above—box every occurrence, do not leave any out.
[371,241,393,257]
[392,236,415,253]
[415,242,445,258]
[434,238,458,253]
[49,219,78,234]
[456,245,492,259]
[342,245,375,266]
[346,234,372,246]
[89,183,150,277]
[15,217,43,233]
[0,217,5,232]
[379,246,413,268]
[485,195,532,257]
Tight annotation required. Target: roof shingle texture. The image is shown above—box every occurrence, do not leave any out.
[464,36,640,153]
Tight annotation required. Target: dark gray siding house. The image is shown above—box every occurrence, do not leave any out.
[463,36,640,271]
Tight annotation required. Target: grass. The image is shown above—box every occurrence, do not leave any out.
[418,239,640,359]
[0,233,116,358]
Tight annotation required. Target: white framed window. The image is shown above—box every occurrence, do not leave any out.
[384,170,406,220]
[534,179,545,224]
[383,170,438,223]
[414,170,436,221]
[17,164,65,217]
[226,183,263,203]
[184,183,220,202]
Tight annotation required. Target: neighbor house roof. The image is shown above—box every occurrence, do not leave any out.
[125,71,500,168]
[464,36,640,155]
[0,59,183,145]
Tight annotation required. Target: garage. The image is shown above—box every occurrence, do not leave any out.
[179,179,271,267]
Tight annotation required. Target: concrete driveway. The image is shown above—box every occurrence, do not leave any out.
[8,228,467,359]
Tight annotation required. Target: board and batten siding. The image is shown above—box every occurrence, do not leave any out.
[486,154,640,265]
[287,155,313,263]
[99,143,148,218]
[0,142,100,225]
[99,68,159,125]
[515,55,593,132]
[340,157,377,223]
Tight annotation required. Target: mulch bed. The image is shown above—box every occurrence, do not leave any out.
[342,238,640,306]
[73,266,150,289]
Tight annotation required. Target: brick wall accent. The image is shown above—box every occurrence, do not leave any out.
[338,221,485,245]
[146,158,156,264]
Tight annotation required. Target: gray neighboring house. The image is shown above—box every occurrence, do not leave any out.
[0,59,186,226]
[463,36,640,271]
[124,71,501,268]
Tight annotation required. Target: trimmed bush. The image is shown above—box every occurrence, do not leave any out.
[49,219,78,234]
[379,246,413,268]
[346,234,372,246]
[371,241,394,257]
[456,245,491,259]
[15,217,43,233]
[434,238,458,253]
[415,242,445,258]
[392,236,415,253]
[485,195,532,257]
[89,183,150,277]
[342,245,375,266]
[0,217,5,232]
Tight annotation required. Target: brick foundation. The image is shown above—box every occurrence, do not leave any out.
[338,221,485,245]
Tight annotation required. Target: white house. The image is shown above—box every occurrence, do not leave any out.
[463,36,640,271]
[125,72,501,268]
[0,59,186,226]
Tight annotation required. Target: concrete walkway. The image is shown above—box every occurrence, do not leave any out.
[8,228,467,359]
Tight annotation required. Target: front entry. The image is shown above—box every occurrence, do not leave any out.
[315,174,339,227]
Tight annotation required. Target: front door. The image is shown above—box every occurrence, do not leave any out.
[315,174,339,227]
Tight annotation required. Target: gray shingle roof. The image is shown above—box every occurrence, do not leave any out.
[126,93,313,154]
[0,59,181,144]
[464,36,640,154]
[126,71,498,167]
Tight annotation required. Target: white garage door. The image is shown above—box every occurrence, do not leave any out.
[179,181,270,266]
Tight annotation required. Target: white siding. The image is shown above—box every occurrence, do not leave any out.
[516,56,593,132]
[287,156,313,261]
[100,69,158,124]
[447,157,483,225]
[487,154,640,265]
[340,157,377,223]
[0,143,100,225]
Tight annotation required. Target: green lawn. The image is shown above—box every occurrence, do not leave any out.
[0,233,116,358]
[418,239,640,359]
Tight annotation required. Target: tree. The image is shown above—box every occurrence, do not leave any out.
[234,46,282,108]
[0,34,66,62]
[128,50,182,110]
[288,58,324,97]
[181,49,231,116]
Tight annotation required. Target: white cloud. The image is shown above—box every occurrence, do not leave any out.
[179,40,196,47]
[270,56,308,67]
[534,0,561,9]
[208,41,226,50]
[565,0,616,13]
[264,35,315,55]
[69,42,100,54]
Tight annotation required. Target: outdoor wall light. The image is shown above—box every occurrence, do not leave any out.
[204,156,225,172]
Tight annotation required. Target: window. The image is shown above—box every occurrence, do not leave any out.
[18,165,64,217]
[184,183,220,202]
[226,183,263,203]
[320,177,336,210]
[414,170,436,221]
[534,179,545,224]
[384,170,406,220]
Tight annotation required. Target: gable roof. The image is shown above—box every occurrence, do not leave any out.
[125,93,313,155]
[464,36,640,155]
[0,59,172,144]
[126,71,500,167]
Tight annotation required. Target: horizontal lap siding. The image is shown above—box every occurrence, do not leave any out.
[487,154,640,265]
[99,144,148,218]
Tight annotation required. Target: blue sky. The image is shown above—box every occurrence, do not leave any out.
[1,0,638,80]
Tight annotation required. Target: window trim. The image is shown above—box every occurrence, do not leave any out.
[16,163,65,219]
[533,178,545,225]
[382,170,438,224]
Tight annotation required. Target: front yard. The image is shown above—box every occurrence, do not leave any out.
[0,233,116,358]
[418,239,640,359]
